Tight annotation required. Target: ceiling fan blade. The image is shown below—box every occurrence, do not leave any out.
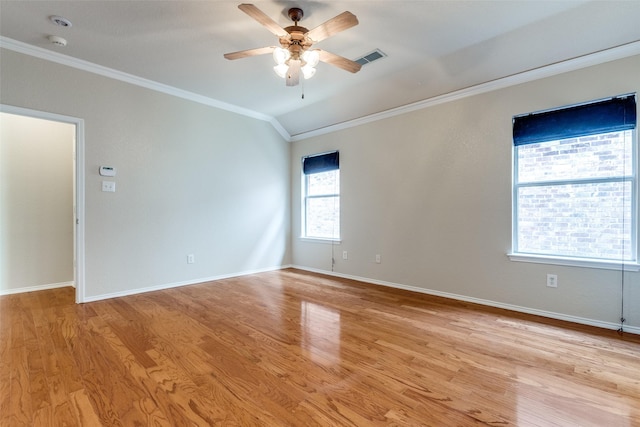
[224,46,276,60]
[238,4,288,37]
[286,59,301,87]
[318,50,362,73]
[306,11,358,43]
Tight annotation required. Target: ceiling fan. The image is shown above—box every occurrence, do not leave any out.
[223,4,362,87]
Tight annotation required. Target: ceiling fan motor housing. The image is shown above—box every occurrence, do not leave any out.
[281,30,311,59]
[280,8,312,60]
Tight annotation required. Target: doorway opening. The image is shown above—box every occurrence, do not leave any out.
[0,105,85,303]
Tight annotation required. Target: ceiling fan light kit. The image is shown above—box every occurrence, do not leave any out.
[273,47,290,65]
[273,48,319,82]
[273,62,289,79]
[224,3,362,87]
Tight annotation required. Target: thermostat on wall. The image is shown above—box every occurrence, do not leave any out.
[99,166,116,177]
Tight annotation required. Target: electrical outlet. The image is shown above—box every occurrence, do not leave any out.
[375,254,381,264]
[187,254,195,264]
[342,251,348,260]
[546,274,558,288]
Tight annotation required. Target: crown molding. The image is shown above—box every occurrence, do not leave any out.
[289,40,640,142]
[0,36,293,141]
[3,36,639,144]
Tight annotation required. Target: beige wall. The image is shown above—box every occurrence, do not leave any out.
[2,44,638,332]
[0,112,74,292]
[291,55,640,332]
[0,48,291,300]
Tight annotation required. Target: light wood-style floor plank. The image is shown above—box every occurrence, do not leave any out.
[1,268,639,426]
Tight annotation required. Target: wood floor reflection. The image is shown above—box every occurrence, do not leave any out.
[1,268,639,426]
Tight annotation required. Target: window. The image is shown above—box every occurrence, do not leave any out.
[512,95,637,265]
[302,151,340,240]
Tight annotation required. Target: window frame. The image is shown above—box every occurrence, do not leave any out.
[301,152,341,242]
[509,96,640,271]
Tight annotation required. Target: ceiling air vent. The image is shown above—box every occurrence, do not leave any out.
[354,49,387,66]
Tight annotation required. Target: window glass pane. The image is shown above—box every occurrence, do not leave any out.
[306,197,340,239]
[307,170,339,196]
[517,181,632,260]
[518,131,632,183]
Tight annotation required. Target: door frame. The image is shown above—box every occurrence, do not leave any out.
[1,104,86,303]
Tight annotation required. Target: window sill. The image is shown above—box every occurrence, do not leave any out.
[299,237,341,244]
[507,253,640,271]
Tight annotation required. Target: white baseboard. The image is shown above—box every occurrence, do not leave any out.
[290,265,640,336]
[0,281,74,296]
[82,265,291,303]
[8,266,636,335]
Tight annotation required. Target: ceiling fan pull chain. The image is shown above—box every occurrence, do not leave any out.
[301,78,305,99]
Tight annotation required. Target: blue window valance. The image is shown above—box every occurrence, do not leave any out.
[513,95,636,146]
[302,151,339,174]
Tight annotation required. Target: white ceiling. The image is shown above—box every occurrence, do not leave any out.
[1,1,640,138]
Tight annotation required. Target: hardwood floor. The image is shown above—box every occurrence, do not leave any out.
[1,268,639,426]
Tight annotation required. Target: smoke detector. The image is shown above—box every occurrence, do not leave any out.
[48,35,67,47]
[50,15,72,27]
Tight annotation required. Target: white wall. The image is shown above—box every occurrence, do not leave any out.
[291,55,640,332]
[0,49,290,300]
[0,112,74,292]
